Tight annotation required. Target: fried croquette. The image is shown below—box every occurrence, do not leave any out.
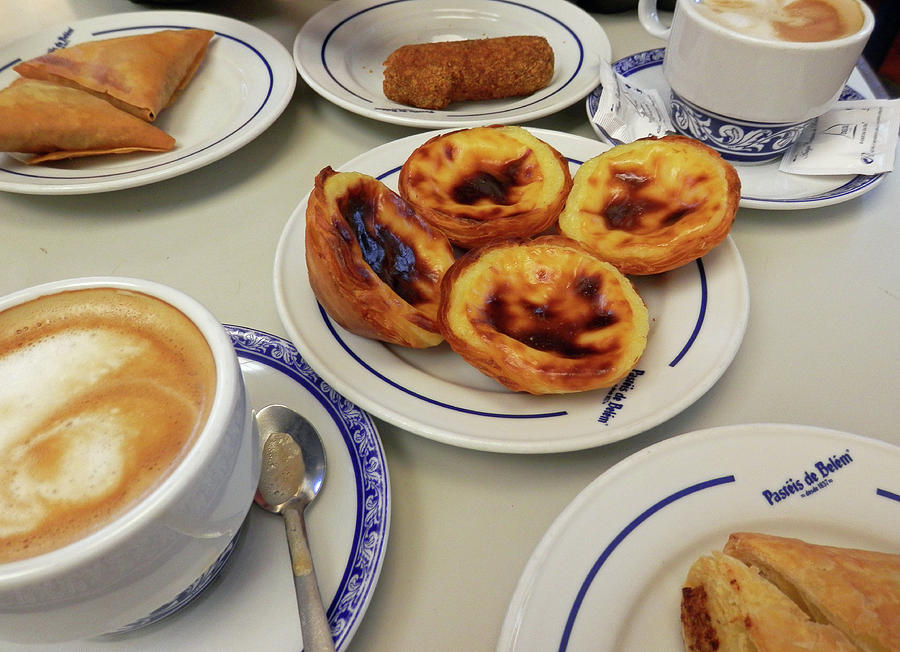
[382,35,554,110]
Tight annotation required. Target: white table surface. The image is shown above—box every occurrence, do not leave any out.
[1,2,898,651]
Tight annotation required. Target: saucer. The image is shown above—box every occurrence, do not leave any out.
[5,325,390,651]
[586,48,888,210]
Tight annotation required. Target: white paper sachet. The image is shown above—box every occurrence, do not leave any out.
[592,59,674,144]
[779,99,900,175]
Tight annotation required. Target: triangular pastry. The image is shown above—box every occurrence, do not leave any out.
[0,78,175,164]
[13,28,214,121]
[724,532,900,652]
[681,551,860,652]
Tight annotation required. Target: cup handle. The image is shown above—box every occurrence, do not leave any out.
[638,0,672,40]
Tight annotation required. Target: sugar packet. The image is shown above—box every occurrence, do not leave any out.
[779,99,900,175]
[591,59,673,144]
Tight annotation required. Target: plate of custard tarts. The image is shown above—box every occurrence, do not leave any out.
[275,126,749,453]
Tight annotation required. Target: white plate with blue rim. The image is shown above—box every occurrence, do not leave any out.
[0,11,296,195]
[293,0,611,128]
[586,48,888,210]
[497,423,900,651]
[6,325,390,651]
[273,128,750,454]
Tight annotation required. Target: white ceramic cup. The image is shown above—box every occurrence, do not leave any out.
[0,277,259,643]
[637,0,874,163]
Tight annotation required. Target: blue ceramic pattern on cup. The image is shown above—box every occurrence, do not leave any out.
[111,533,241,634]
[669,91,808,163]
[586,47,885,205]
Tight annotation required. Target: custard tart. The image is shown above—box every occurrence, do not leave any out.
[305,167,456,348]
[558,135,740,275]
[398,125,572,249]
[437,235,648,394]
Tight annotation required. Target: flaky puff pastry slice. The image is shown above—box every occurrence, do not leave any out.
[437,236,648,394]
[724,532,900,652]
[681,552,860,652]
[558,135,740,275]
[398,125,572,249]
[0,79,174,164]
[14,28,214,121]
[305,167,456,348]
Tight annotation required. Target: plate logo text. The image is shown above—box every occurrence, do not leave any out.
[761,449,854,506]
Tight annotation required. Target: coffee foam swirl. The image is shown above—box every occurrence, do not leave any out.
[695,0,865,43]
[0,288,216,563]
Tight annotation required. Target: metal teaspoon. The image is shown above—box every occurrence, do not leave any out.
[255,404,335,652]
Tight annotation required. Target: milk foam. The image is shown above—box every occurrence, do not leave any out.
[0,287,216,563]
[1,411,126,537]
[0,329,144,451]
[695,0,864,42]
[0,329,142,537]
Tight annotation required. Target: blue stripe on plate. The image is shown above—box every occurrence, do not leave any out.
[225,324,389,650]
[320,0,585,115]
[558,474,736,651]
[670,258,707,367]
[877,488,900,503]
[0,24,275,181]
[319,302,569,419]
[0,58,21,73]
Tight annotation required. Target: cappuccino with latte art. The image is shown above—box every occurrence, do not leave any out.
[0,287,216,563]
[695,0,866,43]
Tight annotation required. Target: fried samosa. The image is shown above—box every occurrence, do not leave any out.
[14,28,214,121]
[0,79,175,164]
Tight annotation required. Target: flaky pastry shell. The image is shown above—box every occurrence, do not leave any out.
[724,532,900,652]
[398,125,572,249]
[558,135,740,275]
[681,551,859,652]
[305,167,456,348]
[437,235,648,394]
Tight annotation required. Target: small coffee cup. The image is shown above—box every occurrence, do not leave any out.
[0,277,259,643]
[638,0,875,163]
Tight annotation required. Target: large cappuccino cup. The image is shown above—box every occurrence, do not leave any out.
[638,0,874,163]
[0,277,259,643]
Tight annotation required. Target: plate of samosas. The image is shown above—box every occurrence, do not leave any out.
[498,423,900,651]
[0,11,295,194]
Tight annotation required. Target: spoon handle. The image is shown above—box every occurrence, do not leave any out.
[283,505,336,652]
